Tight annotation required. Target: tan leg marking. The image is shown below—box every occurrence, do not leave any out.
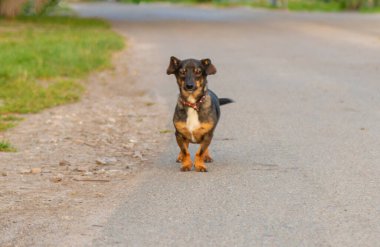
[180,153,192,172]
[203,148,213,163]
[174,124,192,172]
[194,152,208,172]
[176,140,189,163]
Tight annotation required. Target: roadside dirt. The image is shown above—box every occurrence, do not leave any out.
[0,35,170,246]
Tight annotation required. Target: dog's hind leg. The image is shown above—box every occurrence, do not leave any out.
[175,133,192,172]
[203,148,213,163]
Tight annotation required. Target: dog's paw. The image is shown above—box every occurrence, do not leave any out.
[195,154,208,172]
[180,155,192,172]
[204,155,213,163]
[180,166,192,172]
[195,165,208,172]
[176,152,183,163]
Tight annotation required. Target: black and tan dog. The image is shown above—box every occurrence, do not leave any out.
[167,56,233,172]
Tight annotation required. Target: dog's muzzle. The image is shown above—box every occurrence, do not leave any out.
[184,84,195,91]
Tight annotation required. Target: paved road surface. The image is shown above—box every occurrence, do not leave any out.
[72,3,380,246]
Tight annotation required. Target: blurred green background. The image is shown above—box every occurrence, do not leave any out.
[0,0,380,17]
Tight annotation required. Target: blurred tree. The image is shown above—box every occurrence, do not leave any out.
[0,0,27,17]
[0,0,59,17]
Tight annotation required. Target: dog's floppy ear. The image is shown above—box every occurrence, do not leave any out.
[167,56,181,75]
[201,58,217,75]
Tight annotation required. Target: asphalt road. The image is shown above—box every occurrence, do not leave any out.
[72,3,380,246]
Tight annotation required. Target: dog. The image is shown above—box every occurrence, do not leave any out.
[167,56,233,172]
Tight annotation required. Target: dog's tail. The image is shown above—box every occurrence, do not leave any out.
[219,98,234,106]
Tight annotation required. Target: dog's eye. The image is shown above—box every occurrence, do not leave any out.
[194,69,202,76]
[179,69,186,76]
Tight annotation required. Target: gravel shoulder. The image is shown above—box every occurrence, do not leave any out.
[0,33,170,246]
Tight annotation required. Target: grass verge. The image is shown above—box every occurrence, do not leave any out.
[286,0,342,12]
[0,115,23,132]
[117,0,380,12]
[239,0,343,12]
[360,6,380,12]
[0,16,124,139]
[243,0,380,12]
[0,140,16,152]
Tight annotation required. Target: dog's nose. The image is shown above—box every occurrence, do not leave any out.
[185,84,194,90]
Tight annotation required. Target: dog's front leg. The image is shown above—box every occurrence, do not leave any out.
[175,132,192,171]
[176,139,189,163]
[194,134,213,172]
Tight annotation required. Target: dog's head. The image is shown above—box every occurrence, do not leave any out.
[167,56,216,101]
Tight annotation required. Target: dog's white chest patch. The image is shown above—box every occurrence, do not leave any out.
[186,108,200,142]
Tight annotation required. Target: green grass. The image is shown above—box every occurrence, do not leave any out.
[287,0,342,12]
[0,16,124,133]
[117,0,380,12]
[249,0,342,12]
[119,0,213,4]
[159,129,173,134]
[360,6,380,12]
[0,115,23,131]
[0,140,16,152]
